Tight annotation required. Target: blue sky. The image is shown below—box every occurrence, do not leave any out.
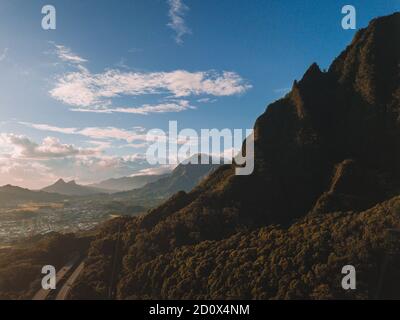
[0,0,398,188]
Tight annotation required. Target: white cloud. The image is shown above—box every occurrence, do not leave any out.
[167,0,191,44]
[0,157,57,189]
[0,48,8,62]
[78,127,146,143]
[54,44,87,64]
[0,152,156,189]
[0,132,157,188]
[20,122,153,144]
[50,68,251,111]
[2,123,178,188]
[49,42,251,114]
[1,133,97,159]
[19,122,77,134]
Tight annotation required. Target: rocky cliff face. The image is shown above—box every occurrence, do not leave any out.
[181,12,400,226]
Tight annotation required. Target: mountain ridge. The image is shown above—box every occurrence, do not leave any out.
[88,174,169,192]
[0,184,67,206]
[112,156,221,201]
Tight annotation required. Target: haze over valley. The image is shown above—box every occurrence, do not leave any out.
[0,158,218,245]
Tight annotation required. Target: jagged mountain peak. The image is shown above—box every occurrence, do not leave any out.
[42,178,107,196]
[144,12,400,227]
[329,12,400,105]
[300,62,323,82]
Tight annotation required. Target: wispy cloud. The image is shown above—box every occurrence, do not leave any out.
[167,0,191,44]
[0,48,8,61]
[197,97,217,104]
[78,127,149,143]
[128,48,144,54]
[54,44,87,64]
[71,100,195,115]
[273,87,291,94]
[20,122,149,144]
[20,122,203,147]
[20,122,77,134]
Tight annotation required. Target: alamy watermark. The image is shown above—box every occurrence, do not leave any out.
[145,121,254,176]
[342,5,356,30]
[341,265,356,290]
[41,4,356,32]
[41,265,56,290]
[41,5,56,30]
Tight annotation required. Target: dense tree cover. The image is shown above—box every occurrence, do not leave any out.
[0,233,90,299]
[70,197,400,300]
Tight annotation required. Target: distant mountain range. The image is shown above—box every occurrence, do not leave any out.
[41,179,109,196]
[0,185,67,207]
[88,174,168,192]
[2,155,220,203]
[112,155,221,201]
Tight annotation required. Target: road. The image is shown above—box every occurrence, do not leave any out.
[108,223,122,299]
[55,261,85,300]
[32,254,79,300]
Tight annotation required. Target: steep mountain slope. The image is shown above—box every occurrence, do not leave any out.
[112,157,220,201]
[0,185,67,207]
[70,13,400,300]
[88,174,168,192]
[42,179,109,196]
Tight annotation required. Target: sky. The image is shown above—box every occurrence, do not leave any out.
[0,0,398,189]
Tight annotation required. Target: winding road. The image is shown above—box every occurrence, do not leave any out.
[55,261,85,300]
[32,254,83,300]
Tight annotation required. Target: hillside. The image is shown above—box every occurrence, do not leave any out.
[69,13,400,300]
[0,232,92,299]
